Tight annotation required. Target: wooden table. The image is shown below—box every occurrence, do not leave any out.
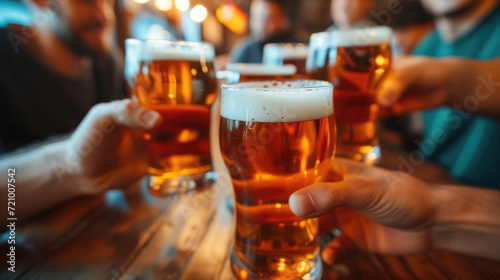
[3,173,500,279]
[2,136,500,280]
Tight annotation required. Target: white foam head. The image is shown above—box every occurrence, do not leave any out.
[125,39,215,62]
[221,80,333,122]
[333,26,392,47]
[309,32,330,48]
[263,43,309,60]
[226,63,296,76]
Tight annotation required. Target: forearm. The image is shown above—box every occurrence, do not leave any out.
[431,185,500,260]
[444,58,500,120]
[0,140,82,220]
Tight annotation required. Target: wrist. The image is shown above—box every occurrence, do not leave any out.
[44,140,84,197]
[440,57,476,108]
[430,185,500,260]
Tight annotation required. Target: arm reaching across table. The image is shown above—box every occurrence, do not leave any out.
[0,99,160,220]
[378,56,500,120]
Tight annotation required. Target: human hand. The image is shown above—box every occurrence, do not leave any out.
[289,158,437,265]
[378,56,465,115]
[66,99,161,194]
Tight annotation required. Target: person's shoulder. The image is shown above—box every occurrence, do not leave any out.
[92,48,126,100]
[233,36,260,51]
[0,27,19,56]
[411,29,439,56]
[93,48,124,76]
[230,36,262,63]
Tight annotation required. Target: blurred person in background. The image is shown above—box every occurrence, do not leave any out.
[327,0,376,30]
[378,0,434,152]
[383,0,434,55]
[400,0,500,187]
[229,0,295,63]
[0,0,124,154]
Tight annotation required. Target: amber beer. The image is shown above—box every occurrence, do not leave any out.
[125,40,217,195]
[330,27,392,162]
[226,63,296,82]
[220,80,335,280]
[263,43,309,76]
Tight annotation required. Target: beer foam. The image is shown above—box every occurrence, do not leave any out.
[263,43,309,60]
[334,27,392,47]
[282,47,309,59]
[126,39,215,61]
[226,63,297,76]
[221,80,333,122]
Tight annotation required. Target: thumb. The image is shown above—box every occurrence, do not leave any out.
[289,177,378,218]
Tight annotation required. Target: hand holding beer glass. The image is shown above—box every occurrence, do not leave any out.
[125,40,217,196]
[220,80,335,279]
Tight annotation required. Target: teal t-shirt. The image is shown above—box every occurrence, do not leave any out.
[412,5,500,188]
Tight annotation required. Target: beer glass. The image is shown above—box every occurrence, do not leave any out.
[220,80,336,280]
[305,32,334,81]
[263,43,309,76]
[225,63,296,83]
[330,27,392,163]
[125,39,217,196]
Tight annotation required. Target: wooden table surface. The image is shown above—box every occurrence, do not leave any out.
[2,133,500,280]
[3,168,500,279]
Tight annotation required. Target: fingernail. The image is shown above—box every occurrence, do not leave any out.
[290,192,317,217]
[141,110,160,127]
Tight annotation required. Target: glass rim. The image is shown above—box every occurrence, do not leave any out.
[331,26,393,46]
[263,42,309,48]
[221,80,334,122]
[309,26,393,47]
[226,63,297,75]
[124,39,215,62]
[125,38,214,47]
[222,80,333,92]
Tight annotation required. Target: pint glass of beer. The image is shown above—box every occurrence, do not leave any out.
[226,63,297,82]
[263,43,309,76]
[125,39,217,196]
[330,27,392,163]
[306,32,334,81]
[220,80,335,280]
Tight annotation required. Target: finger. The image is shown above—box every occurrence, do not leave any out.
[88,99,161,130]
[377,56,423,107]
[318,209,338,233]
[378,72,405,107]
[321,233,356,266]
[289,177,378,218]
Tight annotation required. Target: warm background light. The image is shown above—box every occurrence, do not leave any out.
[133,0,150,4]
[155,0,172,11]
[190,5,207,22]
[175,0,189,11]
[216,2,247,34]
